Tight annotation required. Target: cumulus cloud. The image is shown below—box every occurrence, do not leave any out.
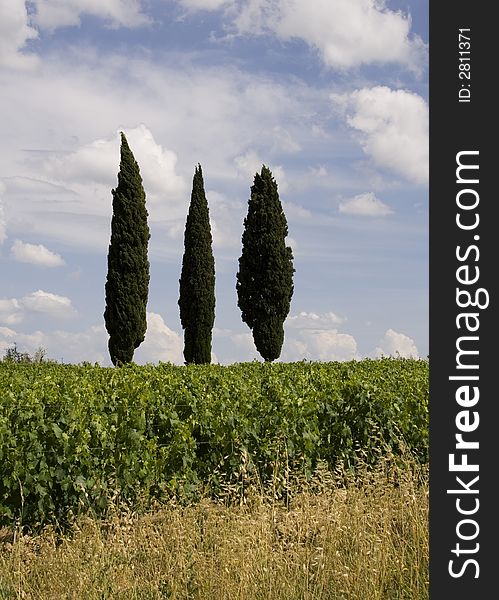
[375,328,419,358]
[210,328,260,363]
[207,190,244,250]
[133,312,184,365]
[234,150,287,191]
[339,192,393,217]
[286,311,345,329]
[227,330,260,362]
[1,291,77,323]
[11,239,65,267]
[0,313,182,365]
[0,328,17,356]
[20,290,78,319]
[211,312,358,363]
[234,150,264,179]
[3,125,188,253]
[333,86,428,184]
[42,125,186,204]
[0,326,17,356]
[31,0,151,32]
[1,49,313,252]
[0,299,23,325]
[278,310,359,361]
[179,0,230,10]
[0,323,108,364]
[123,125,187,202]
[0,0,38,69]
[282,329,358,362]
[42,137,119,188]
[0,326,16,338]
[189,0,426,72]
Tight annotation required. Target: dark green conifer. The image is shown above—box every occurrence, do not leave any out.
[178,164,215,364]
[236,165,294,361]
[104,132,150,365]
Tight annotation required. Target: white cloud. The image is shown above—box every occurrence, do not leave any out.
[1,53,311,253]
[20,290,77,319]
[179,0,230,10]
[208,0,426,72]
[334,86,428,184]
[282,328,358,362]
[134,312,184,365]
[42,137,119,188]
[42,125,186,205]
[283,202,313,221]
[0,299,23,325]
[339,192,393,217]
[211,327,260,362]
[2,125,187,253]
[234,150,264,179]
[0,326,16,338]
[31,0,151,32]
[231,331,260,361]
[234,150,287,192]
[286,311,345,329]
[0,313,182,365]
[47,325,108,363]
[1,291,77,323]
[270,126,301,154]
[0,326,16,355]
[0,323,109,364]
[212,314,358,364]
[309,165,328,177]
[207,190,244,250]
[11,239,66,267]
[0,342,14,356]
[280,310,358,361]
[123,125,187,202]
[0,0,38,69]
[375,328,419,358]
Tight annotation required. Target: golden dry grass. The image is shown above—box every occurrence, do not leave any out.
[0,456,428,600]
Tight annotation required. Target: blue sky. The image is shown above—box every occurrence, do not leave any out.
[0,0,428,365]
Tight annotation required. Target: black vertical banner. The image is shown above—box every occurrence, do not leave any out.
[430,2,497,597]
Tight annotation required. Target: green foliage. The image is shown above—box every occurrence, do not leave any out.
[236,165,294,361]
[104,132,150,366]
[0,358,428,528]
[178,165,216,364]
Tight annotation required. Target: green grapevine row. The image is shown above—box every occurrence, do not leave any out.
[0,358,428,527]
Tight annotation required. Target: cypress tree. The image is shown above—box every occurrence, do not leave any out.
[104,132,150,365]
[178,164,215,364]
[236,165,294,362]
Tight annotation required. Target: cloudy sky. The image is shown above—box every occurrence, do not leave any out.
[0,0,428,365]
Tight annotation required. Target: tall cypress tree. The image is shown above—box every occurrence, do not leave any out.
[236,165,294,362]
[178,164,215,364]
[104,132,150,365]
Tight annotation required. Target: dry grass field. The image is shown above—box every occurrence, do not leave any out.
[0,453,428,600]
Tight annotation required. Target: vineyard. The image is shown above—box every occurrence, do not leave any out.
[0,358,428,529]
